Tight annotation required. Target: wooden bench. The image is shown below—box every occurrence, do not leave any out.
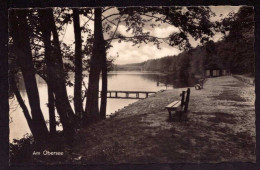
[165,88,190,119]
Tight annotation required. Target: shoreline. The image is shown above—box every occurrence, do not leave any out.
[14,75,255,165]
[108,89,166,119]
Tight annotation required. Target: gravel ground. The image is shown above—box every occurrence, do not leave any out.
[49,76,256,164]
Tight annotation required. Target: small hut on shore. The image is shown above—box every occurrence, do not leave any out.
[204,63,230,77]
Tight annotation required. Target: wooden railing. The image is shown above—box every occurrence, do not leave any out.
[99,90,157,99]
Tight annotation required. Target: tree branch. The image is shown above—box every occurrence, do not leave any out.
[31,43,44,49]
[83,13,94,22]
[140,14,172,25]
[102,13,121,22]
[81,13,94,28]
[102,15,116,26]
[102,7,114,13]
[107,16,122,47]
[105,35,169,42]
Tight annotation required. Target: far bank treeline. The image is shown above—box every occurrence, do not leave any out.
[113,7,254,77]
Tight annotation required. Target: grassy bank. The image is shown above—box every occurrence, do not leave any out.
[232,74,255,85]
[32,76,255,164]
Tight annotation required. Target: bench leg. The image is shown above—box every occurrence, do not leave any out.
[179,111,183,120]
[168,110,172,119]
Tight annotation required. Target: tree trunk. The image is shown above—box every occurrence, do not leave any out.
[37,9,75,136]
[10,74,36,137]
[0,2,8,161]
[100,59,107,119]
[47,84,56,135]
[85,8,106,120]
[72,9,83,118]
[9,10,49,143]
[50,10,76,120]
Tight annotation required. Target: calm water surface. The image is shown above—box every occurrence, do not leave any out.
[10,71,177,141]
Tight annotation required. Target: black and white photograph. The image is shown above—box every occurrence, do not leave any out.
[8,6,255,165]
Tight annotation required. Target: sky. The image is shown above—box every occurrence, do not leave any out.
[62,6,241,65]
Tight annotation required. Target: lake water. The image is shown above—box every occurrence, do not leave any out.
[9,71,197,141]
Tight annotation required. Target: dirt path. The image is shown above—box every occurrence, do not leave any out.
[68,76,255,164]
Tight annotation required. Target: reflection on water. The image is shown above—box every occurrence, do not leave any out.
[9,71,197,141]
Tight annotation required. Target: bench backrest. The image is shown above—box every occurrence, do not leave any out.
[184,88,190,112]
[180,88,190,112]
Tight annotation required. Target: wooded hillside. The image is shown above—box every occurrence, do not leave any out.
[113,7,254,77]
